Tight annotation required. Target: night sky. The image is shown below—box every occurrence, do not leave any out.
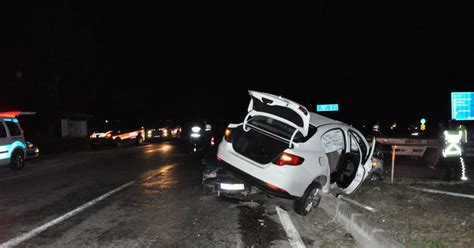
[2,1,474,126]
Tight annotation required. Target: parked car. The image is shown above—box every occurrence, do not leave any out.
[26,142,40,159]
[89,128,145,148]
[156,126,181,140]
[365,139,384,181]
[208,91,375,215]
[0,111,27,170]
[369,151,384,181]
[146,120,182,142]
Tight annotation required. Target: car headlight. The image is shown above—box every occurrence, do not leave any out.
[191,126,201,133]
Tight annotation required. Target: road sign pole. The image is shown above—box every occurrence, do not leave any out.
[391,145,397,184]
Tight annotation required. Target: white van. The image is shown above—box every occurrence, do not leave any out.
[0,112,27,170]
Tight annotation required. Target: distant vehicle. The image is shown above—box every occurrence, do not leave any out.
[207,91,375,215]
[89,128,145,148]
[26,142,40,159]
[0,111,27,170]
[147,121,181,142]
[369,150,384,181]
[156,126,181,140]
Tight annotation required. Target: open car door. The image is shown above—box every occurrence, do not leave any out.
[339,130,376,194]
[244,91,310,146]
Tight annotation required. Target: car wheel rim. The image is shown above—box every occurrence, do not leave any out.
[305,200,313,212]
[313,188,321,203]
[305,188,319,212]
[15,154,23,167]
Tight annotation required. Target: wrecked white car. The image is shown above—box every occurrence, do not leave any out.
[204,91,375,215]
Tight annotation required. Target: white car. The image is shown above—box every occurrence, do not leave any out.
[0,111,27,170]
[217,91,375,215]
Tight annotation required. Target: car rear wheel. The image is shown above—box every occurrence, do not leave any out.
[136,136,144,146]
[9,150,25,170]
[294,182,321,216]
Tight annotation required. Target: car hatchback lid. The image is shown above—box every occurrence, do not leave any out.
[246,90,310,137]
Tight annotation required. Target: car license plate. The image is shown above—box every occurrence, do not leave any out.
[220,183,245,191]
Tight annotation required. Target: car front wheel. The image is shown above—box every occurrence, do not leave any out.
[294,182,321,216]
[115,139,122,148]
[9,150,25,170]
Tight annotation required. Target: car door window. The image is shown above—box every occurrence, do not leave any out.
[0,122,6,138]
[349,132,362,163]
[5,121,21,136]
[349,130,368,164]
[321,129,345,173]
[336,132,370,193]
[334,133,362,188]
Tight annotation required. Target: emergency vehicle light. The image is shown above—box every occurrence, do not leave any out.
[0,111,22,118]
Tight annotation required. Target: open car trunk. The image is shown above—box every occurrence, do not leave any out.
[232,126,287,164]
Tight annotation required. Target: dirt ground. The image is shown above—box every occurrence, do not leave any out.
[349,180,474,248]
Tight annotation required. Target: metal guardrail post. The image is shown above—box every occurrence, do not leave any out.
[391,145,397,184]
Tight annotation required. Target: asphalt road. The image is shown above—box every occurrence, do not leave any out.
[0,142,355,248]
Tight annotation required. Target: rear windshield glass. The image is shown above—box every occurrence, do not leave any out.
[0,123,6,138]
[248,116,316,143]
[252,97,304,127]
[5,121,21,136]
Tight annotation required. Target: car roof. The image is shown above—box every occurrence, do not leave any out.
[308,112,344,127]
[0,117,18,120]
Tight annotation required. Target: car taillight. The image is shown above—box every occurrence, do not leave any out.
[106,133,112,138]
[224,128,232,142]
[299,105,308,115]
[210,136,215,146]
[273,152,305,166]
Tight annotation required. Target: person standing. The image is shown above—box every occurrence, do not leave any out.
[441,120,467,181]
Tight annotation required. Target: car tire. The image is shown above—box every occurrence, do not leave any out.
[9,149,25,170]
[136,136,144,146]
[115,139,122,148]
[203,185,213,195]
[294,182,322,216]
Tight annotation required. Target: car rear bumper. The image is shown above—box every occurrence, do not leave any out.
[218,160,294,200]
[26,149,39,159]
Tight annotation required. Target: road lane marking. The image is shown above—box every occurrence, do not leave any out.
[276,207,306,248]
[408,186,474,199]
[0,181,135,248]
[338,195,377,213]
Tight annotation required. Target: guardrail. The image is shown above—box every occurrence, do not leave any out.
[376,138,474,158]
